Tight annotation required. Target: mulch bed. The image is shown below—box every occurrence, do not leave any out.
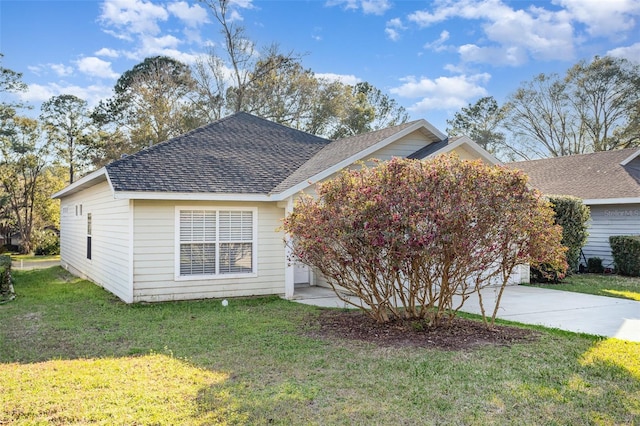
[309,309,540,350]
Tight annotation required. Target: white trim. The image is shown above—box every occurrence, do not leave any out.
[620,149,640,166]
[115,191,272,202]
[174,206,259,281]
[127,199,134,304]
[277,120,445,199]
[429,135,502,166]
[51,168,108,199]
[283,197,295,299]
[583,198,640,205]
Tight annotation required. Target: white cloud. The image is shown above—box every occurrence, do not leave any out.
[168,1,209,27]
[361,0,392,15]
[50,63,74,77]
[99,0,169,36]
[607,42,640,63]
[458,44,528,66]
[326,0,391,15]
[18,83,114,107]
[556,0,640,37]
[27,66,41,75]
[316,73,362,86]
[385,18,405,41]
[95,47,120,58]
[407,0,575,65]
[75,57,119,79]
[229,0,254,9]
[27,63,73,77]
[424,30,451,52]
[390,73,490,113]
[120,34,199,64]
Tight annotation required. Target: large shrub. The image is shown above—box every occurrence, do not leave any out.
[609,236,640,277]
[530,195,589,282]
[549,196,590,271]
[33,229,60,256]
[0,255,13,302]
[283,156,567,327]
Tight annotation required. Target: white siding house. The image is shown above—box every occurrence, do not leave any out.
[54,112,503,303]
[509,148,640,268]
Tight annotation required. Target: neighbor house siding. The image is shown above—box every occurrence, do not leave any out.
[583,203,640,268]
[132,200,286,302]
[59,180,131,302]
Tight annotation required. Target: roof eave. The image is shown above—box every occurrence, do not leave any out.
[429,135,502,166]
[583,197,640,205]
[51,168,109,199]
[620,148,640,166]
[112,191,273,202]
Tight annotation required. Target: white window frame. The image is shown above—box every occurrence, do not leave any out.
[174,206,258,281]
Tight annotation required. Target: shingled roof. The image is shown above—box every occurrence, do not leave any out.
[507,148,640,201]
[106,112,331,194]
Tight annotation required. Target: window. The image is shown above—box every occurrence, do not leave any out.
[86,213,92,260]
[177,208,256,278]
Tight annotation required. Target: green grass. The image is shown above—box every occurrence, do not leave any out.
[526,273,640,301]
[1,267,639,425]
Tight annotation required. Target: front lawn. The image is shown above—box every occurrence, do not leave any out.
[1,267,638,424]
[527,273,640,301]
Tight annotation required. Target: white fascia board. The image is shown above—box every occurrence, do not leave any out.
[276,120,443,200]
[51,168,108,199]
[112,191,272,202]
[428,135,502,166]
[583,197,640,205]
[620,149,640,166]
[418,118,447,141]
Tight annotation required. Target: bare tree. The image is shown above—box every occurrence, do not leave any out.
[504,56,640,158]
[567,56,640,151]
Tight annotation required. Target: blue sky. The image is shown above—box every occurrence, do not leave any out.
[1,0,639,132]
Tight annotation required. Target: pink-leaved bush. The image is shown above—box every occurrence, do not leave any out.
[282,155,567,326]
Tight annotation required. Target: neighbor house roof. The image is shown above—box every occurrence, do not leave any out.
[105,112,332,195]
[507,148,640,203]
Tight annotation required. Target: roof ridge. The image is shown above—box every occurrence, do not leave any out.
[334,119,422,143]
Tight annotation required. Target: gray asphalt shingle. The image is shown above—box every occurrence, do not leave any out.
[106,112,332,194]
[507,148,640,200]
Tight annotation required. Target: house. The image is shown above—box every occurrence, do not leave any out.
[508,148,640,268]
[53,112,502,303]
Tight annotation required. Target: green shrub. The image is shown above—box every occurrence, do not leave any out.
[0,254,13,300]
[549,196,590,271]
[609,236,640,277]
[531,196,589,281]
[586,257,604,274]
[530,263,565,283]
[33,229,60,256]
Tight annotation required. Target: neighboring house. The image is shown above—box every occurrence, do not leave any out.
[508,148,640,268]
[53,112,503,303]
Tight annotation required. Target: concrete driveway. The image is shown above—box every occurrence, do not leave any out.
[293,285,640,342]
